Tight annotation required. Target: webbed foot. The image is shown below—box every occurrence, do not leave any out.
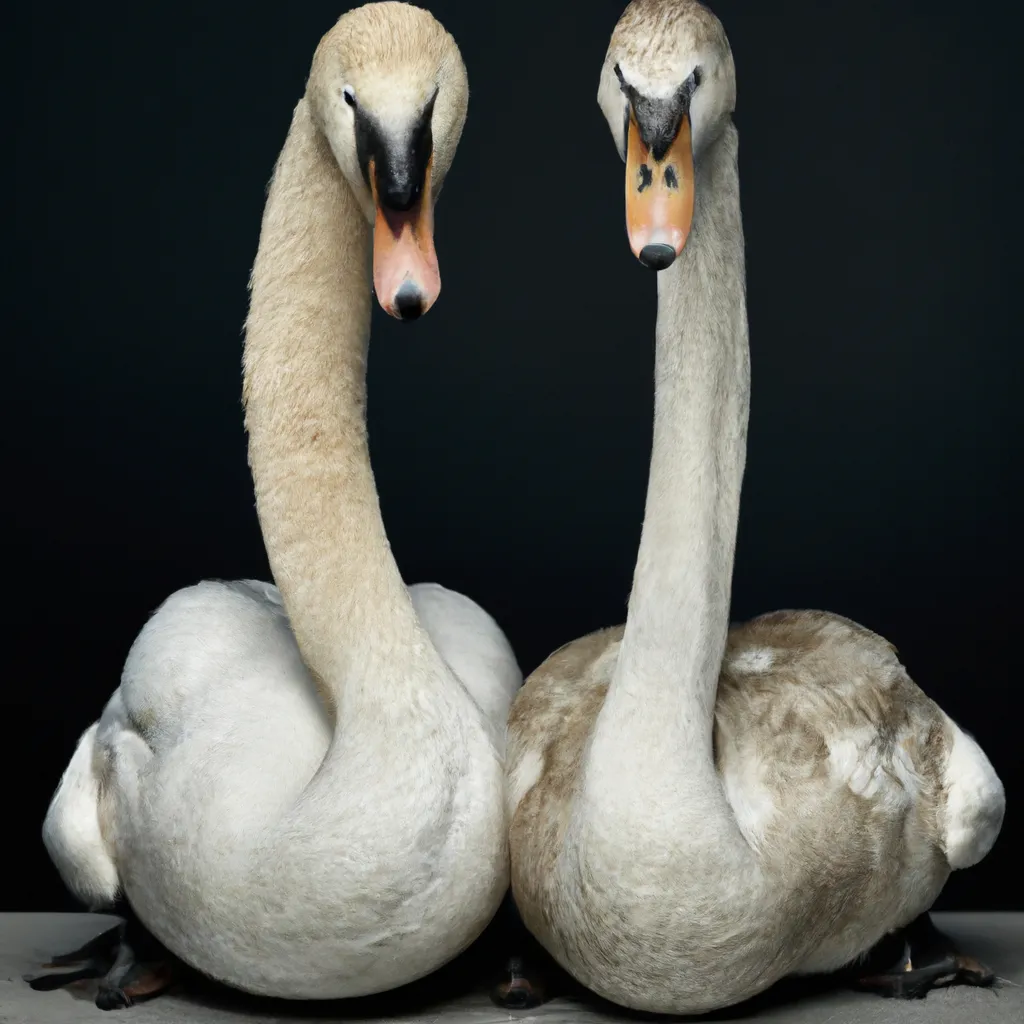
[95,958,175,1010]
[853,912,995,999]
[490,954,549,1010]
[25,915,175,1010]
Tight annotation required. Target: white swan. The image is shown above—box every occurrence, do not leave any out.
[33,2,521,1008]
[503,0,1004,1015]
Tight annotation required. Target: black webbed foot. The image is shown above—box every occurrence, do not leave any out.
[487,894,559,1009]
[25,922,123,992]
[852,912,995,999]
[95,958,176,1011]
[25,908,175,1011]
[490,954,548,1010]
[37,921,127,970]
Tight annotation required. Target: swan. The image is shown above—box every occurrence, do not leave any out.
[502,0,1005,1014]
[30,2,521,1010]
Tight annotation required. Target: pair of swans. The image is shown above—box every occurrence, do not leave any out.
[34,0,1004,1016]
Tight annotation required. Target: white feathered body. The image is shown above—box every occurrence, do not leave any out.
[45,579,521,998]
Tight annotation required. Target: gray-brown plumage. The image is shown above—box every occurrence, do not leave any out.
[504,2,1005,1015]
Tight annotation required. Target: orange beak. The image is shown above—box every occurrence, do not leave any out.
[624,108,694,270]
[370,156,440,321]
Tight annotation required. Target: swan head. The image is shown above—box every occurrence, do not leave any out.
[597,0,735,270]
[308,3,469,320]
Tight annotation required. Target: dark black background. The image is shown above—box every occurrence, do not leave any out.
[6,0,1021,913]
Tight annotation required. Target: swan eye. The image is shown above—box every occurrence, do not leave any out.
[691,67,702,89]
[343,86,357,109]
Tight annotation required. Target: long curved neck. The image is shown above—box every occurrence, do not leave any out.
[585,122,751,848]
[243,99,446,717]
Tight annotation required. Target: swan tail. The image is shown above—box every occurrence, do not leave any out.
[42,722,121,909]
[939,716,1005,871]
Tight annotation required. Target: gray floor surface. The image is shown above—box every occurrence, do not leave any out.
[2,913,1021,1023]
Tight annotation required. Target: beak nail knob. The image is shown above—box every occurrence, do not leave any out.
[394,280,424,321]
[638,243,677,271]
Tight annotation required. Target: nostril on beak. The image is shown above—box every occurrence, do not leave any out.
[638,243,677,271]
[394,280,424,321]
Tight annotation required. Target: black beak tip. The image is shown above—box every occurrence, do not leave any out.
[638,243,677,271]
[394,281,424,321]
